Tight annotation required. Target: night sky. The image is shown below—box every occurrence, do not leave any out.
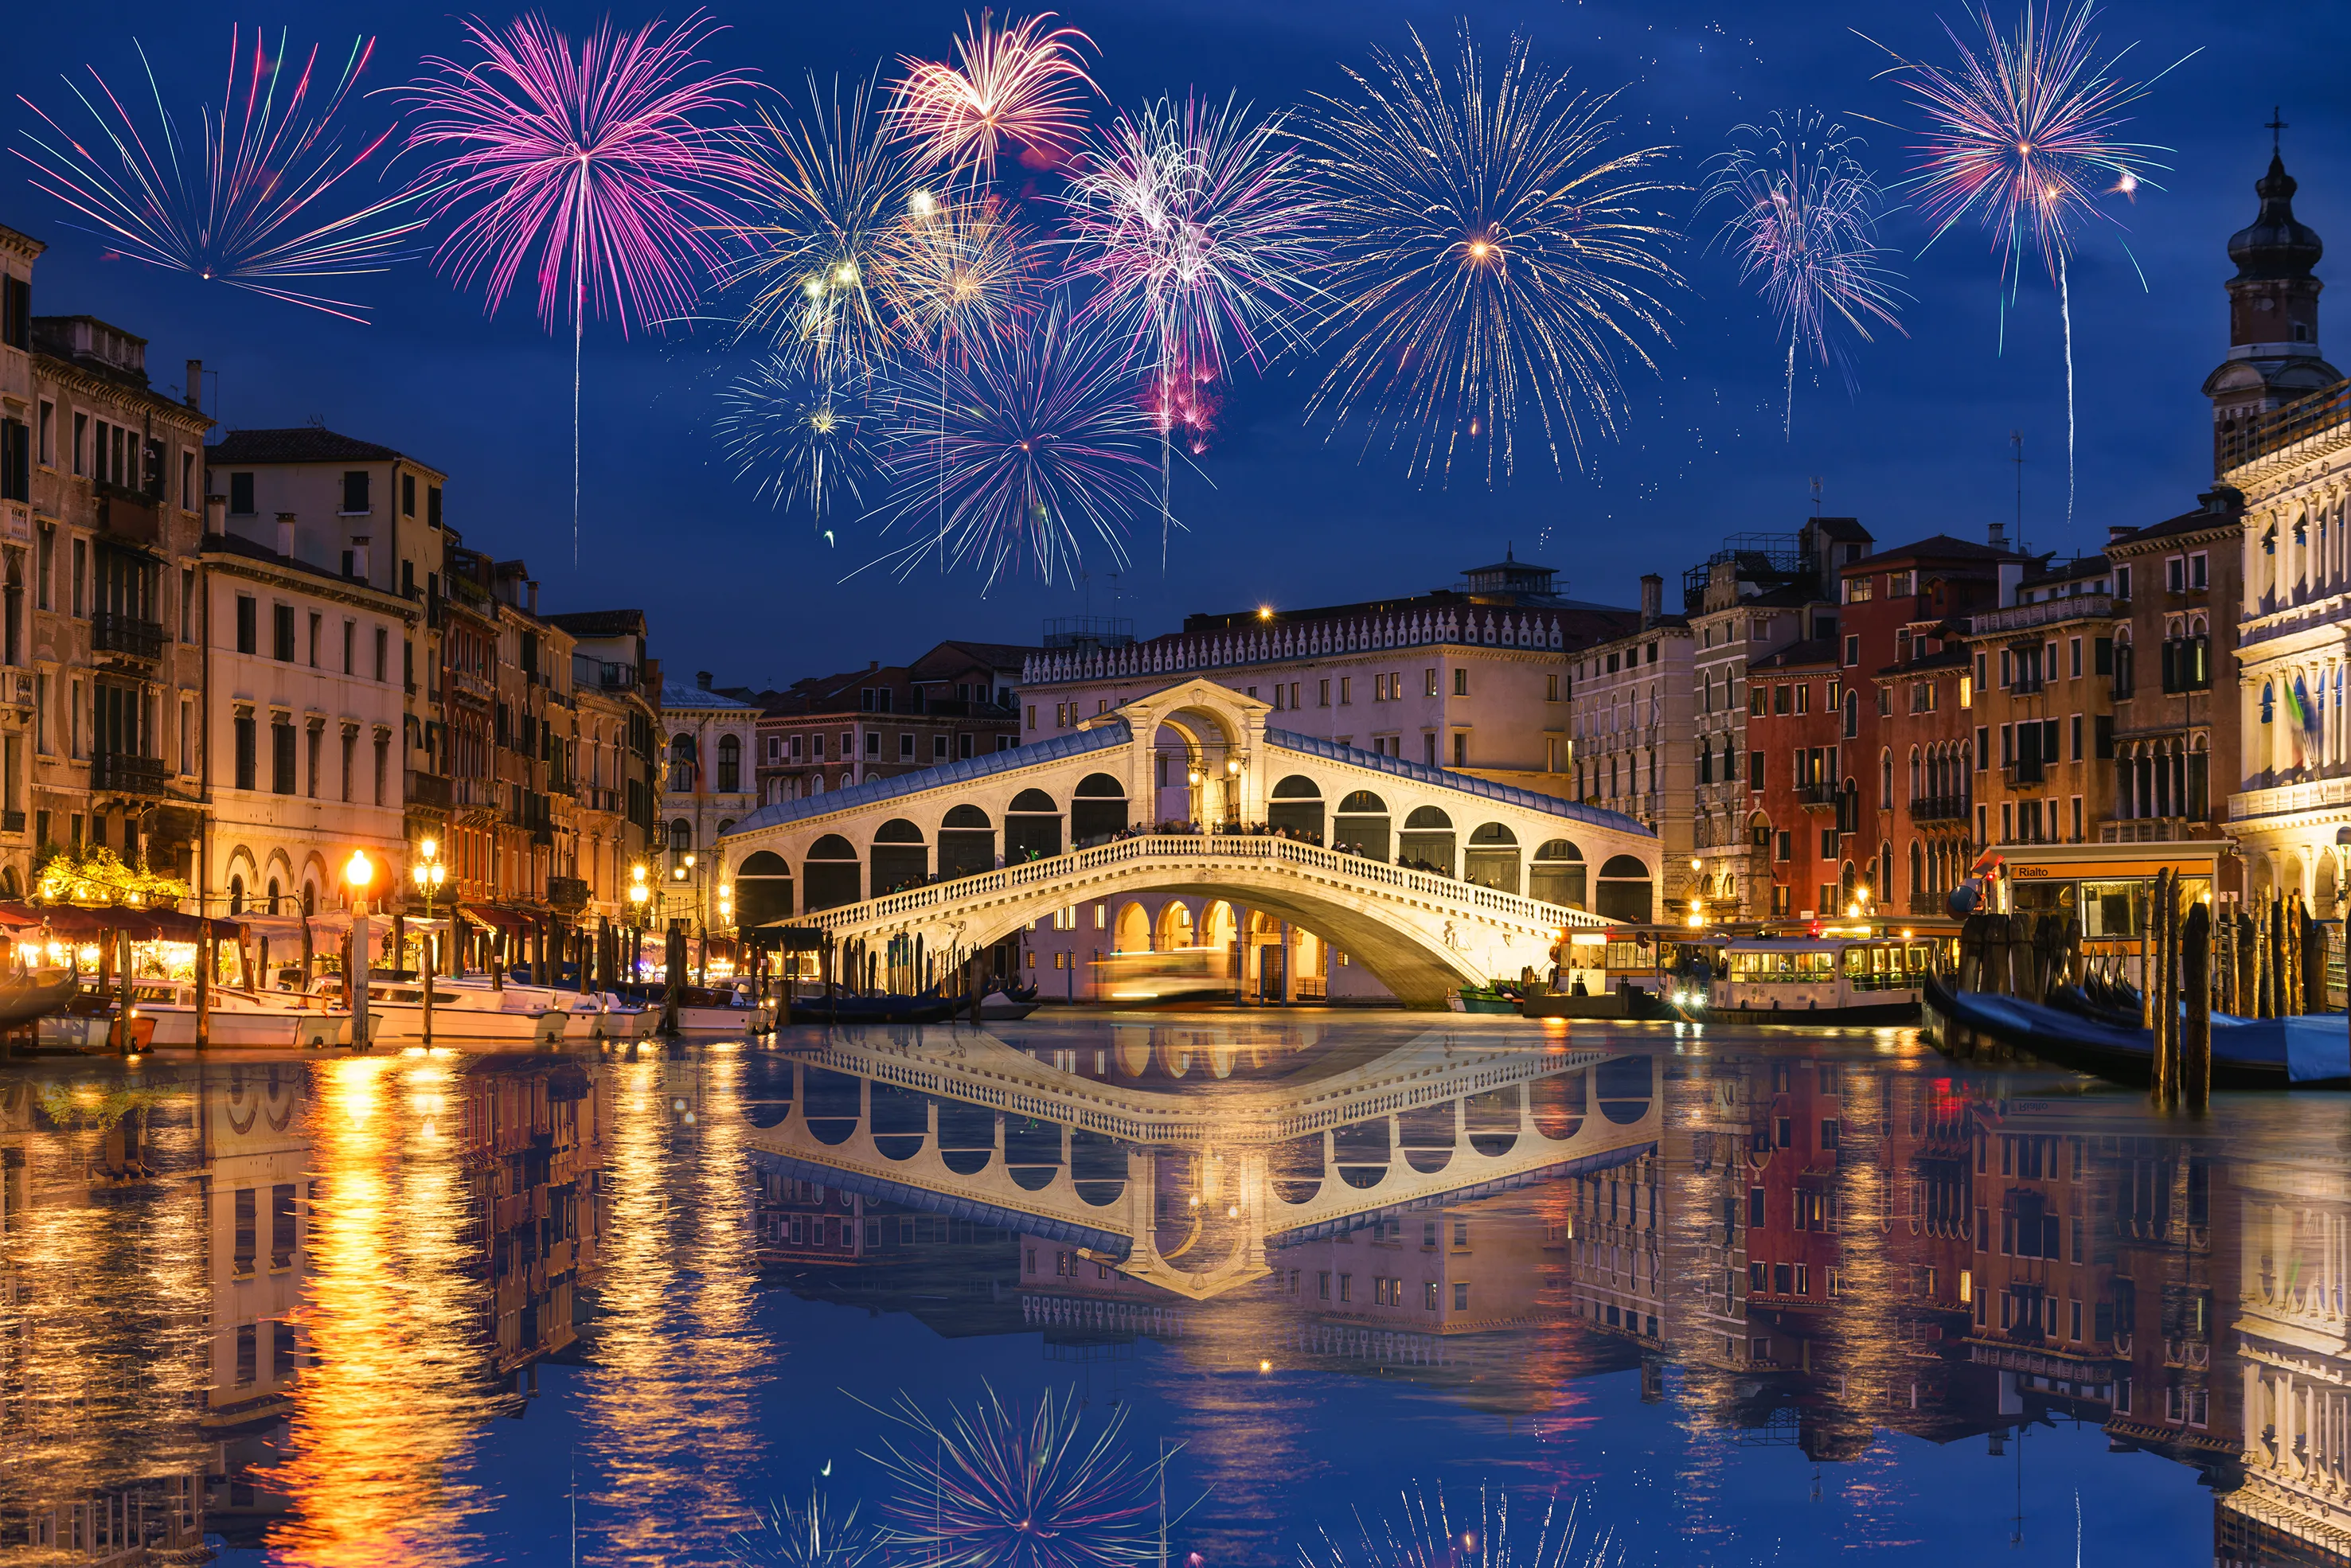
[6,2,2341,690]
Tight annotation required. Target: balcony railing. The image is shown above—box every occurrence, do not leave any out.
[2004,759,2046,787]
[1909,794,1969,821]
[1795,782,1841,810]
[2230,773,2351,822]
[92,752,169,797]
[1969,595,2115,635]
[547,875,590,911]
[92,611,165,661]
[2218,376,2351,473]
[405,770,452,810]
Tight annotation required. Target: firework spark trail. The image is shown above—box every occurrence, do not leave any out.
[717,356,875,536]
[1299,25,1681,487]
[1865,1,2192,523]
[1697,111,1908,435]
[726,76,926,385]
[728,1480,881,1566]
[1302,1480,1616,1568]
[1060,92,1323,568]
[879,191,1038,565]
[862,303,1157,593]
[397,9,760,564]
[14,27,424,322]
[888,11,1098,182]
[859,1383,1170,1566]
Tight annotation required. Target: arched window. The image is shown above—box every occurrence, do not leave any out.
[266,876,281,915]
[1909,840,1923,899]
[1595,855,1653,922]
[1908,746,1922,803]
[1267,775,1322,841]
[1842,690,1860,739]
[1071,774,1128,843]
[1006,789,1062,860]
[717,734,741,793]
[803,833,860,911]
[669,818,693,855]
[1530,839,1587,908]
[1879,747,1892,806]
[2260,683,2275,724]
[228,874,246,915]
[668,731,697,792]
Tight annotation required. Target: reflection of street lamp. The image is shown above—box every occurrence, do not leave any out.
[411,837,447,919]
[346,850,374,1046]
[1685,856,1706,929]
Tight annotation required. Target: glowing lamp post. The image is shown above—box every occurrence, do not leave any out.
[411,838,447,918]
[346,850,374,1047]
[627,865,650,983]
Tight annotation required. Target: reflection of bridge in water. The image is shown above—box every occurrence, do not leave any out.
[741,1023,1658,1300]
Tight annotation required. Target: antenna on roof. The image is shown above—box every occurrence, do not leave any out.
[1808,477,1822,516]
[1995,431,2021,552]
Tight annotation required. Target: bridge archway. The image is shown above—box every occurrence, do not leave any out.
[1400,806,1455,876]
[1071,772,1128,844]
[804,834,860,911]
[1465,822,1520,894]
[1531,839,1585,907]
[735,849,794,926]
[1151,702,1245,825]
[939,804,994,877]
[1006,789,1062,861]
[1268,775,1323,842]
[1154,899,1195,950]
[1114,900,1150,953]
[1334,790,1389,861]
[871,818,927,895]
[1595,855,1653,922]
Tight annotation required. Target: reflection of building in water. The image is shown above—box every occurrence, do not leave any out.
[194,1063,314,1548]
[1962,1099,2240,1489]
[2220,1147,2351,1565]
[0,1074,212,1562]
[456,1056,609,1372]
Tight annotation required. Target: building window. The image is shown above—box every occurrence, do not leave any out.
[272,603,295,661]
[1453,669,1469,696]
[271,720,296,794]
[341,470,369,513]
[228,471,256,515]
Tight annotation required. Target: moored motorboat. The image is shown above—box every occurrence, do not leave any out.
[1689,933,1931,1025]
[309,976,568,1044]
[131,981,356,1047]
[787,988,960,1026]
[1922,970,2351,1088]
[614,981,774,1032]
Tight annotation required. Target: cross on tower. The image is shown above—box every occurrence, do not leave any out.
[2267,107,2288,150]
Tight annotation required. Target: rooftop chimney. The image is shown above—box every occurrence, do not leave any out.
[275,512,295,560]
[2107,525,2134,543]
[184,360,201,413]
[696,670,713,690]
[1638,573,1663,628]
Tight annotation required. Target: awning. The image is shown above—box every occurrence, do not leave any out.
[462,904,545,932]
[0,902,240,939]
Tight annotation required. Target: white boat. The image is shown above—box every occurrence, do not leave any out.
[596,993,658,1039]
[133,981,356,1048]
[309,976,569,1044]
[436,975,611,1039]
[1696,932,1932,1025]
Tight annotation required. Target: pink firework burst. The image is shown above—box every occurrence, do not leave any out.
[1865,2,2192,521]
[14,27,423,322]
[396,9,760,560]
[888,11,1098,180]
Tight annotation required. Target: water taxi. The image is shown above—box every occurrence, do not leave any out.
[1690,933,1935,1025]
[307,975,569,1044]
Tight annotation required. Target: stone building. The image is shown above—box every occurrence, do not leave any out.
[1687,519,1863,921]
[1962,552,2120,852]
[1017,552,1631,815]
[658,673,759,938]
[748,640,1028,808]
[7,227,215,898]
[197,525,412,916]
[1568,575,1697,917]
[2204,147,2351,914]
[549,608,661,918]
[2103,490,2248,844]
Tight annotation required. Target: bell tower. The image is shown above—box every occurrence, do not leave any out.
[2204,114,2340,474]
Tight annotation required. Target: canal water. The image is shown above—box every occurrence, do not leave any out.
[0,1015,2331,1565]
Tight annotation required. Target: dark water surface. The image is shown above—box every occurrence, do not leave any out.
[2,1013,2336,1565]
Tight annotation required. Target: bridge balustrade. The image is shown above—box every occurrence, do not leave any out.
[803,832,1614,934]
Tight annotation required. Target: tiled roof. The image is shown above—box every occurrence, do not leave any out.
[2106,505,2242,551]
[1853,533,2029,567]
[658,681,759,713]
[207,427,416,466]
[545,609,644,637]
[724,722,1133,837]
[1263,730,1653,838]
[1750,637,1839,672]
[916,640,1041,670]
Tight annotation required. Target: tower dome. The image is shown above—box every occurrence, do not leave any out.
[2204,133,2338,475]
[2228,152,2324,282]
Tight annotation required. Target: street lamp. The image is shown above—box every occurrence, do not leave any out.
[411,837,447,919]
[346,850,374,1047]
[628,864,650,983]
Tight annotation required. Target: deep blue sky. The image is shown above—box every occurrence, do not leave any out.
[7,2,2341,690]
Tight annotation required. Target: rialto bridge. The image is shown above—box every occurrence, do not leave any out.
[739,1023,1659,1301]
[718,680,1661,1003]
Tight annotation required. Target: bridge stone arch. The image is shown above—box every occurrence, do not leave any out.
[721,677,1658,999]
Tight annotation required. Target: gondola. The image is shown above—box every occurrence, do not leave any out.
[1921,970,2351,1089]
[786,988,963,1027]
